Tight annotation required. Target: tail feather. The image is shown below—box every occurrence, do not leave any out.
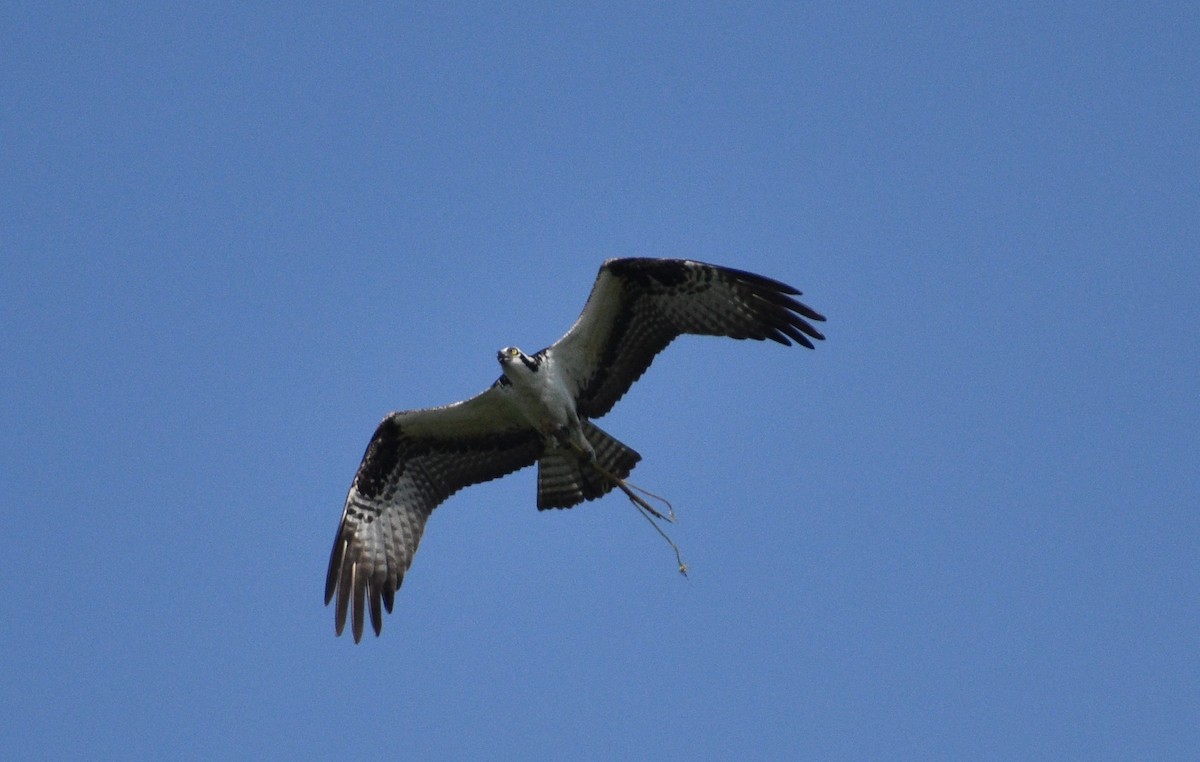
[537,421,641,510]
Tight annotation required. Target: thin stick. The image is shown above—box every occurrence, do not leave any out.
[622,479,677,523]
[590,459,688,577]
[631,497,689,577]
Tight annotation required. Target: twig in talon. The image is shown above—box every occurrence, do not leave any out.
[623,479,676,523]
[589,459,688,576]
[633,501,689,577]
[589,460,676,522]
[612,473,670,521]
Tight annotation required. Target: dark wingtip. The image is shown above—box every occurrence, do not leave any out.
[334,558,354,638]
[324,537,345,606]
[727,264,826,348]
[369,583,384,637]
[352,572,366,643]
[745,285,825,349]
[799,304,827,323]
[717,262,803,296]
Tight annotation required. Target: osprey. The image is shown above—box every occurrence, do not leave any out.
[325,258,825,640]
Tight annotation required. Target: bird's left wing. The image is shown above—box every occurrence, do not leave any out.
[546,258,826,419]
[325,385,542,641]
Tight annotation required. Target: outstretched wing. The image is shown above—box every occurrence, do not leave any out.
[325,386,542,641]
[547,258,826,418]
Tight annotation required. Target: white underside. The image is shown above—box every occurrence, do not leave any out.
[502,350,588,451]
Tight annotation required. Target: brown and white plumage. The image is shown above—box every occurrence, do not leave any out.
[325,258,825,641]
[552,258,825,418]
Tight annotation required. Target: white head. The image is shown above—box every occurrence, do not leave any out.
[497,346,539,378]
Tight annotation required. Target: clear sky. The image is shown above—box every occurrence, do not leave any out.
[2,3,1197,759]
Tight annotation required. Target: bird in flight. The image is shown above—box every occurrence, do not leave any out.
[325,258,825,641]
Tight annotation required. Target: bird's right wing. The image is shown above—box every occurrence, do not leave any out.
[325,386,542,641]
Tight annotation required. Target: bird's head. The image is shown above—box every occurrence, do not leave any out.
[497,346,539,375]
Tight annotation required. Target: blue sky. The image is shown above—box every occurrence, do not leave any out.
[2,2,1197,759]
